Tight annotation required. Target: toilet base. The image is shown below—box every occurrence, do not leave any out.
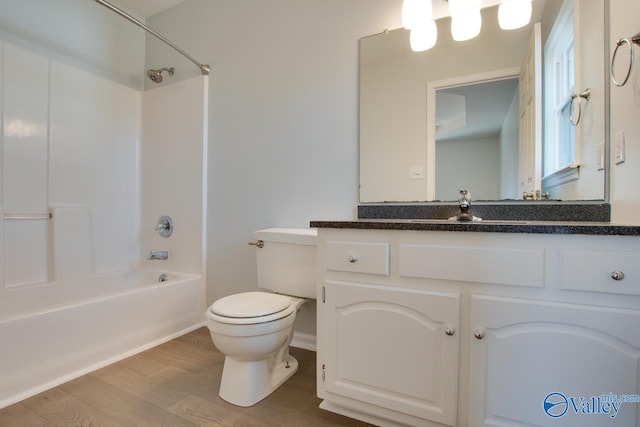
[219,353,299,407]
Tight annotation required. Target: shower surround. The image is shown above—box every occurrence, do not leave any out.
[0,39,208,408]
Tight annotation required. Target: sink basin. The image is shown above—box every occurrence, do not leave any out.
[409,219,531,225]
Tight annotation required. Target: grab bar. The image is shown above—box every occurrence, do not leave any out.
[4,213,52,220]
[611,31,640,87]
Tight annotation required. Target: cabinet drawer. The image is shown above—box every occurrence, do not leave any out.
[398,244,544,287]
[561,250,640,295]
[325,241,389,276]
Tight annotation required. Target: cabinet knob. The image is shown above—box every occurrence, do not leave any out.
[474,330,485,340]
[444,327,455,336]
[611,270,625,281]
[348,255,358,263]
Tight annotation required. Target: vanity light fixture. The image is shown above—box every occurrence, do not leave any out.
[402,0,433,30]
[403,0,438,52]
[449,0,482,41]
[403,0,533,52]
[498,0,532,30]
[410,19,438,51]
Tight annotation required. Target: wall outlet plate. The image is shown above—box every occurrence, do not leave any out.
[409,166,424,179]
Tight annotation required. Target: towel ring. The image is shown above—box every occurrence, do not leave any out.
[611,32,640,87]
[569,88,591,126]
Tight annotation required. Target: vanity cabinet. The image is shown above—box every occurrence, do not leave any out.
[316,228,640,427]
[469,295,640,426]
[322,280,460,426]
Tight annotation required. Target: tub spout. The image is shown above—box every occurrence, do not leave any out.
[147,251,169,260]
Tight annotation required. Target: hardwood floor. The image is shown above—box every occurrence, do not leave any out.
[0,327,372,426]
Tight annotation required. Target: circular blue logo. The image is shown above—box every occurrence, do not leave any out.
[543,392,568,418]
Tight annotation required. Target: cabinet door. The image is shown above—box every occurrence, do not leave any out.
[469,295,640,426]
[323,280,460,426]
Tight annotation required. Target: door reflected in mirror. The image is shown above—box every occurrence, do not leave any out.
[434,76,520,201]
[359,0,607,203]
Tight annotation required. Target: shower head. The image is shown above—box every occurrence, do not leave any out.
[147,67,174,83]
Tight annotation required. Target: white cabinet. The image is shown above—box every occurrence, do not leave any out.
[560,249,640,295]
[323,280,460,426]
[469,295,640,427]
[316,229,640,427]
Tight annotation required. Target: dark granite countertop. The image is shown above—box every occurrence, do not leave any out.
[309,219,640,236]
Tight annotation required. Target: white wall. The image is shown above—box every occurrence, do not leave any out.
[0,0,146,89]
[145,0,640,341]
[146,0,403,335]
[610,0,640,224]
[435,137,501,201]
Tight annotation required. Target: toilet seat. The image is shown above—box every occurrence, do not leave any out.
[209,291,295,325]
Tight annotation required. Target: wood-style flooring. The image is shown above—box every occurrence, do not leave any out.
[0,327,372,426]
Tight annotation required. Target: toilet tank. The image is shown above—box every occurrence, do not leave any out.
[254,228,317,299]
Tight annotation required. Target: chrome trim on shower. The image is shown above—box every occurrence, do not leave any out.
[147,67,174,83]
[4,213,52,220]
[93,0,210,76]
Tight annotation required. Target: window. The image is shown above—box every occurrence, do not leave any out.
[543,0,578,185]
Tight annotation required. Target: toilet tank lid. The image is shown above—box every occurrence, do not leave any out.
[255,228,317,245]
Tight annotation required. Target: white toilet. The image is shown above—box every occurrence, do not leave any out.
[206,228,317,407]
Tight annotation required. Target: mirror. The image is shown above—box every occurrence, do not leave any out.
[359,0,607,203]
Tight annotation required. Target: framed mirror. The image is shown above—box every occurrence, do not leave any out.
[359,0,608,203]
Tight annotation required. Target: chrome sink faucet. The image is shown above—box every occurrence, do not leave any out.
[456,189,473,221]
[448,189,482,222]
[147,250,169,260]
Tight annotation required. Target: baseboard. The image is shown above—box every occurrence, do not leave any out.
[290,331,316,352]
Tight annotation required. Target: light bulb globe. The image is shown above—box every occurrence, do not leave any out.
[498,0,532,30]
[410,20,438,52]
[451,11,482,41]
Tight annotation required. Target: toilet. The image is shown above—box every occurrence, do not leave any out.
[206,228,317,407]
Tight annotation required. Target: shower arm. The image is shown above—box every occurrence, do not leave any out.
[94,0,210,76]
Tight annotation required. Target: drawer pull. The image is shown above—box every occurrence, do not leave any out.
[444,327,455,336]
[611,270,625,281]
[348,255,358,263]
[474,330,485,340]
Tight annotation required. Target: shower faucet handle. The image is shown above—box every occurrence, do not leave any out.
[155,216,173,238]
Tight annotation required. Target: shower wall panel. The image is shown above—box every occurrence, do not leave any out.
[0,38,141,289]
[49,60,141,276]
[140,76,208,275]
[1,42,50,287]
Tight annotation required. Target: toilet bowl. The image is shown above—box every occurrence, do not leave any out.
[206,228,317,407]
[207,292,306,406]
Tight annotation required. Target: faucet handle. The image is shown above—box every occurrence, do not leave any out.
[458,189,471,207]
[155,215,173,238]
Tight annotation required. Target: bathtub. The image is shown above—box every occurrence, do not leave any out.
[0,270,205,409]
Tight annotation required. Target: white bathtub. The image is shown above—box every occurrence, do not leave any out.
[0,270,205,409]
